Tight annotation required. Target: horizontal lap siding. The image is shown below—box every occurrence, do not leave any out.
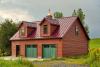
[63,43,88,56]
[62,19,88,56]
[40,21,51,36]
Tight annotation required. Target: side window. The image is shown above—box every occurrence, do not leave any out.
[75,26,79,36]
[43,25,48,34]
[19,28,25,36]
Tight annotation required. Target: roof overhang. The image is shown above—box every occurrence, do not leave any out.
[10,37,62,41]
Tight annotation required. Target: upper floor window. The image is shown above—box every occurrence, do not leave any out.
[19,28,25,36]
[75,26,79,36]
[43,25,48,34]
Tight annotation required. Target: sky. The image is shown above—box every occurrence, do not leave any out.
[0,0,100,38]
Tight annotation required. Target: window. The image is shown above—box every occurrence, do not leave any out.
[75,26,79,36]
[43,25,48,34]
[20,28,25,36]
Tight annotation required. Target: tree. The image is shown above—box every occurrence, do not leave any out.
[72,10,77,16]
[54,12,63,18]
[0,19,17,56]
[72,8,89,33]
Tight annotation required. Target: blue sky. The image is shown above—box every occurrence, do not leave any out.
[0,0,100,38]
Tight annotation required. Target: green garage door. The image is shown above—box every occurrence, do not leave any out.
[43,44,56,58]
[26,45,37,58]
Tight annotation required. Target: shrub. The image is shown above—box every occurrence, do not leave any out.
[85,48,100,67]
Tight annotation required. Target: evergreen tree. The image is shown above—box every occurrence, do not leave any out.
[72,10,77,16]
[72,8,89,33]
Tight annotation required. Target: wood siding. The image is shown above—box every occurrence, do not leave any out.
[19,23,27,38]
[62,19,88,56]
[40,20,51,37]
[40,20,58,37]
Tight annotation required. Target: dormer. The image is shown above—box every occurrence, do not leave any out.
[19,21,27,38]
[19,21,37,38]
[39,9,60,37]
[27,22,37,37]
[40,18,51,37]
[40,17,59,37]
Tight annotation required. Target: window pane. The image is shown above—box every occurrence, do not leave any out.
[43,25,48,34]
[20,28,25,36]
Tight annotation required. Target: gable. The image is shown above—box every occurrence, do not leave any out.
[19,22,27,37]
[63,17,89,41]
[41,19,50,25]
[40,19,51,37]
[40,17,59,26]
[18,21,27,29]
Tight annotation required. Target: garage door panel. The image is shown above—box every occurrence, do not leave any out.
[43,45,49,58]
[26,45,37,58]
[31,46,37,58]
[26,46,31,57]
[43,44,56,58]
[51,46,56,58]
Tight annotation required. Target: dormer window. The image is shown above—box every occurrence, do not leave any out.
[43,25,48,34]
[19,28,25,36]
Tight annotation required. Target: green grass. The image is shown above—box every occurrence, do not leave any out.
[89,38,100,48]
[0,58,33,67]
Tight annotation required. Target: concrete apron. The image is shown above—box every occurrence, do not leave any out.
[0,56,45,61]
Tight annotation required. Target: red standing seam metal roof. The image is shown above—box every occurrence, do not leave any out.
[10,16,83,40]
[19,21,37,28]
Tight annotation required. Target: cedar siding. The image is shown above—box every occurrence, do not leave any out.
[40,20,51,37]
[62,18,88,56]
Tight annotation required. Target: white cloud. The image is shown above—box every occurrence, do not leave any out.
[0,0,10,4]
[0,9,34,22]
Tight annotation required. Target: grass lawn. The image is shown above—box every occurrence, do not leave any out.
[0,59,33,67]
[89,38,100,48]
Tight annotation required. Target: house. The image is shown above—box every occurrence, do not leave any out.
[10,12,89,58]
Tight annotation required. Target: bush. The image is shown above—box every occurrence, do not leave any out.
[85,48,100,67]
